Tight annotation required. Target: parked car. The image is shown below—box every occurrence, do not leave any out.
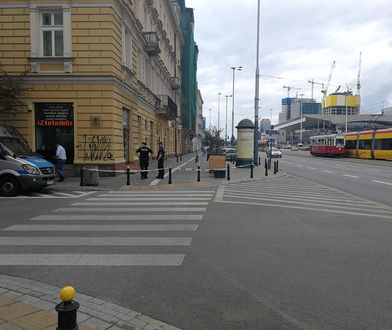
[271,147,282,158]
[291,146,299,151]
[0,125,55,196]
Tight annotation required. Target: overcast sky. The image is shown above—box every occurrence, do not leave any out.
[185,0,392,132]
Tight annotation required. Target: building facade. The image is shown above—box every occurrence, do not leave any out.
[178,0,197,153]
[0,0,185,172]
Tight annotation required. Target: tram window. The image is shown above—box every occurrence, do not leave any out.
[336,138,344,146]
[358,139,372,149]
[345,140,356,149]
[376,138,392,150]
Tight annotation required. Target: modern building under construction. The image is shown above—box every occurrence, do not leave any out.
[323,91,360,116]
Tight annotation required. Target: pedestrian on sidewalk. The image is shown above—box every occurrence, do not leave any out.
[54,144,66,182]
[136,142,153,179]
[156,142,165,179]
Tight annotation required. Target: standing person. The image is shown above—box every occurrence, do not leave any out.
[156,142,165,179]
[136,142,153,179]
[55,144,66,182]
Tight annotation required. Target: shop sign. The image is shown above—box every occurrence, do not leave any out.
[36,103,73,127]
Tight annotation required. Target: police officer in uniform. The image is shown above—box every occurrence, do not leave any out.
[136,142,153,179]
[156,142,165,179]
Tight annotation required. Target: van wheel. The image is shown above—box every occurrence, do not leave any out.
[0,176,20,197]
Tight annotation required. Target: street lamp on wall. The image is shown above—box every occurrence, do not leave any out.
[230,65,242,145]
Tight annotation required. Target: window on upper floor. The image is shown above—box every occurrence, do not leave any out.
[122,25,132,70]
[41,11,64,57]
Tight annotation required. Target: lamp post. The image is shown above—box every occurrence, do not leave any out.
[230,65,242,145]
[217,92,222,138]
[299,94,304,144]
[208,108,212,130]
[345,91,348,133]
[225,95,232,144]
[253,0,261,165]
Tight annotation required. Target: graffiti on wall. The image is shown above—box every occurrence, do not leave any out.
[77,135,114,161]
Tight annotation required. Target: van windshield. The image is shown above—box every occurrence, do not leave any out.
[0,138,34,156]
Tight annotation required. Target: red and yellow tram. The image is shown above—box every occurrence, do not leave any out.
[344,128,392,160]
[310,133,346,157]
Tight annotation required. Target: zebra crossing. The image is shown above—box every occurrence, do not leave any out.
[0,190,215,266]
[0,190,95,199]
[214,176,392,219]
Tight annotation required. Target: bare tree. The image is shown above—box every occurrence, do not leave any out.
[0,66,28,114]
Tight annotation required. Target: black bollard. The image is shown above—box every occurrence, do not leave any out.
[126,167,130,185]
[276,160,279,172]
[273,161,276,174]
[80,167,84,186]
[227,163,230,181]
[176,154,179,162]
[180,154,182,161]
[197,165,201,182]
[265,159,268,176]
[258,156,261,166]
[250,162,254,178]
[56,286,79,330]
[169,166,172,184]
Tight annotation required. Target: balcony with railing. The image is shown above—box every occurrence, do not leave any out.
[143,32,160,56]
[156,95,177,120]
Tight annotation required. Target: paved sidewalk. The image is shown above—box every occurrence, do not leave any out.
[48,153,285,192]
[0,274,180,330]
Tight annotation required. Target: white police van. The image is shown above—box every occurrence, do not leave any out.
[0,125,55,196]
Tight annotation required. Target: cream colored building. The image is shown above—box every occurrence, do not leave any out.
[0,0,183,172]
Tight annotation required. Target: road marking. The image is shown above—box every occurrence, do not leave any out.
[150,157,195,185]
[71,202,209,206]
[373,180,392,186]
[295,164,303,167]
[307,167,316,170]
[100,194,214,197]
[216,200,392,219]
[54,207,207,213]
[223,193,392,213]
[85,197,212,201]
[322,170,334,173]
[214,186,225,202]
[4,224,199,231]
[0,237,192,246]
[223,190,377,207]
[0,191,96,199]
[108,190,215,194]
[0,254,185,266]
[31,214,203,221]
[343,174,359,178]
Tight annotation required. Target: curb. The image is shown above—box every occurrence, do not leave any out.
[0,274,181,330]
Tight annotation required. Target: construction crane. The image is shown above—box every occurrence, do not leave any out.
[321,60,336,98]
[282,85,301,98]
[357,52,362,98]
[308,79,324,100]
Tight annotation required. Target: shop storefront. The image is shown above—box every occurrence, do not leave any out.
[35,102,74,164]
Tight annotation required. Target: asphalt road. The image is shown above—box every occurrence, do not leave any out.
[0,163,392,329]
[279,150,392,206]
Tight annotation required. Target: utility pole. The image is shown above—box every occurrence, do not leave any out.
[253,0,261,165]
[217,92,222,137]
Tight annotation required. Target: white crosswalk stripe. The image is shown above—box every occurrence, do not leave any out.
[0,191,95,199]
[215,176,392,219]
[0,190,214,266]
